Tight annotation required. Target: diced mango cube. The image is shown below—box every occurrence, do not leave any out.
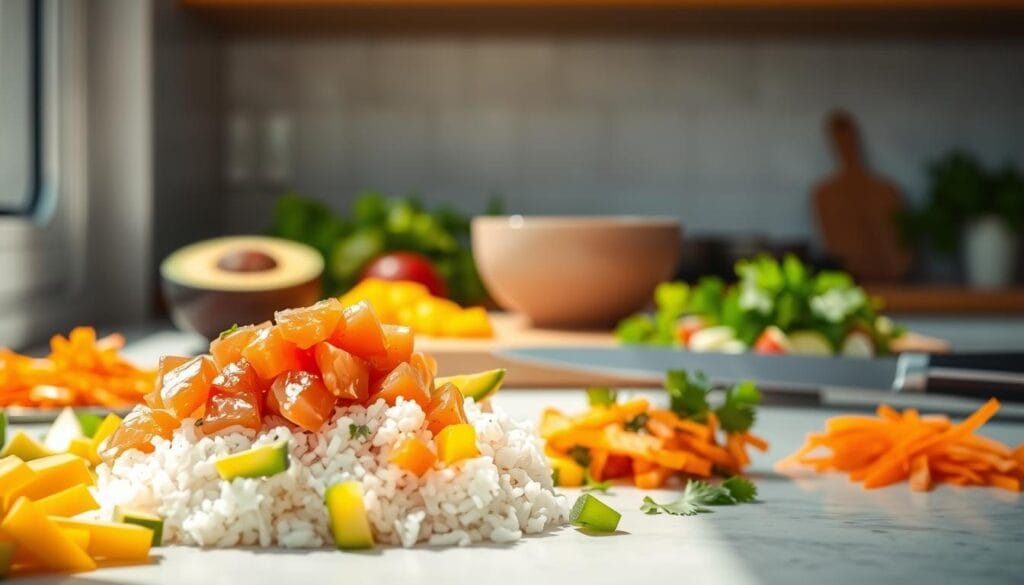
[67,437,100,466]
[389,437,436,476]
[51,518,153,561]
[34,484,100,518]
[548,456,585,487]
[0,456,35,514]
[91,413,123,451]
[435,423,480,465]
[0,431,53,462]
[0,497,96,573]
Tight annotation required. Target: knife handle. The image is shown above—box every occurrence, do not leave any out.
[896,353,1024,402]
[927,352,1024,373]
[925,367,1024,401]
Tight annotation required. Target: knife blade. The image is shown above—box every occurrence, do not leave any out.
[498,347,1024,401]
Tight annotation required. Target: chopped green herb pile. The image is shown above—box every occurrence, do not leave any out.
[641,477,758,516]
[349,424,370,440]
[615,254,902,354]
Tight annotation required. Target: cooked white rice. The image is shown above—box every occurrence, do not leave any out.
[93,398,568,548]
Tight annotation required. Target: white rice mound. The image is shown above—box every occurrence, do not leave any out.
[93,398,569,548]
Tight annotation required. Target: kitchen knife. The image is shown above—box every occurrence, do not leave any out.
[498,347,1024,401]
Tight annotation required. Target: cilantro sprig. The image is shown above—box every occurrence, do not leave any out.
[349,423,370,440]
[663,369,762,432]
[641,477,758,516]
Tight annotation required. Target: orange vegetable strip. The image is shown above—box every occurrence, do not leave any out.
[909,455,931,492]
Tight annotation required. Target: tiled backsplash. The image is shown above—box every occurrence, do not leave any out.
[222,37,1024,242]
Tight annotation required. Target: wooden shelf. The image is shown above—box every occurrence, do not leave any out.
[866,285,1024,314]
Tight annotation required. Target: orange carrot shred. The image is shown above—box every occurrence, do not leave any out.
[778,399,1022,493]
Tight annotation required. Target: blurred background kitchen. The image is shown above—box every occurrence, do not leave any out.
[2,0,1024,358]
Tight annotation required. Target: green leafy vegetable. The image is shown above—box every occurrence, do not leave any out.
[641,477,758,516]
[623,412,649,433]
[219,323,240,339]
[586,386,618,408]
[664,369,711,422]
[722,476,758,503]
[715,380,762,433]
[349,424,370,440]
[76,412,104,439]
[271,191,499,305]
[615,254,903,354]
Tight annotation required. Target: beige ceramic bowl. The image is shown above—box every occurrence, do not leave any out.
[472,216,681,328]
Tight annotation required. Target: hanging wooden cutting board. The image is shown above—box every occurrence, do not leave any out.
[812,111,912,283]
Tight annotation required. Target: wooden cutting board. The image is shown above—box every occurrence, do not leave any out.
[813,111,912,283]
[418,313,950,388]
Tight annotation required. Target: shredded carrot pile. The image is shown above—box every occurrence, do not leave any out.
[540,398,768,489]
[777,398,1024,492]
[0,327,155,409]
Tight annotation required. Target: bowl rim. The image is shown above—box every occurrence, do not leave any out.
[472,215,681,229]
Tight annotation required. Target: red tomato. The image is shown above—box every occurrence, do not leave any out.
[359,252,447,298]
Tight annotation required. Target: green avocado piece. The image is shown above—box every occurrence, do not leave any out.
[0,410,7,449]
[324,481,375,550]
[115,506,165,546]
[434,368,506,403]
[214,440,290,481]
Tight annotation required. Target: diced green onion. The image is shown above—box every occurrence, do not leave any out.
[569,493,621,532]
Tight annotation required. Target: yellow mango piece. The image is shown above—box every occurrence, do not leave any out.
[0,456,35,514]
[0,431,53,462]
[0,497,96,573]
[34,484,99,518]
[436,423,480,465]
[6,454,94,505]
[67,437,100,466]
[442,307,493,338]
[10,528,90,567]
[52,518,153,561]
[91,413,123,451]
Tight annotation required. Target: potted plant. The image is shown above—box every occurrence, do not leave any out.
[898,151,1024,288]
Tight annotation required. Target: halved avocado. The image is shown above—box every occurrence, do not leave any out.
[161,236,324,339]
[434,368,506,403]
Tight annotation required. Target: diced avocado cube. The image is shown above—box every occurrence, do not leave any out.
[214,440,289,481]
[569,493,621,532]
[433,368,505,403]
[0,410,7,448]
[115,506,165,546]
[324,481,374,550]
[0,431,54,461]
[76,412,105,439]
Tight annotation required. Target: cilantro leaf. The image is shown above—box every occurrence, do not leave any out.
[218,323,240,339]
[715,380,762,433]
[664,369,710,422]
[641,495,708,516]
[641,478,760,516]
[623,412,649,433]
[586,386,618,407]
[723,476,758,503]
[349,423,370,440]
[582,471,611,493]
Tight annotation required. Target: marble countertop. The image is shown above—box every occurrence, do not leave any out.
[10,390,1024,585]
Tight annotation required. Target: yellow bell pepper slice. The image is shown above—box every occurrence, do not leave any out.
[51,518,153,561]
[436,423,480,465]
[5,453,93,505]
[0,497,96,573]
[34,484,100,518]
